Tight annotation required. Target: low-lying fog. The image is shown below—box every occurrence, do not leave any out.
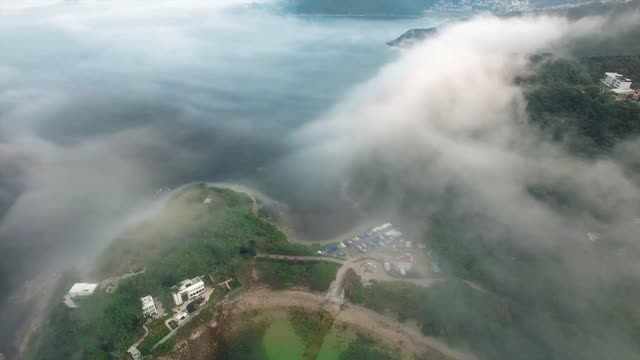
[0,0,458,355]
[2,0,640,358]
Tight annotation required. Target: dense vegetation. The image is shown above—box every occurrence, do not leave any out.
[25,185,291,360]
[414,54,640,356]
[257,259,338,291]
[25,286,144,360]
[344,158,640,360]
[345,275,512,358]
[415,194,640,360]
[525,55,640,155]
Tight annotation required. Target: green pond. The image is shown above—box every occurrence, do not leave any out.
[315,324,358,360]
[262,311,306,360]
[223,308,417,360]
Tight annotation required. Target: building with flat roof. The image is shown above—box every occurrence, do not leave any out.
[602,72,633,95]
[63,283,98,308]
[68,283,98,297]
[141,295,158,318]
[172,277,205,306]
[127,346,141,360]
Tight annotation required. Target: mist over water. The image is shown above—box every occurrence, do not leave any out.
[4,1,640,359]
[0,1,460,356]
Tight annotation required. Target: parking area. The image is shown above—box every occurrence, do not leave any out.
[317,222,438,278]
[317,223,399,257]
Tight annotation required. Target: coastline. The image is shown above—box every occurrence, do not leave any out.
[226,288,476,360]
[161,287,476,360]
[20,182,472,360]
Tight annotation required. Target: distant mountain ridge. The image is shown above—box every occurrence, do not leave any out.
[285,0,528,15]
[285,0,638,17]
[386,27,438,47]
[284,0,436,16]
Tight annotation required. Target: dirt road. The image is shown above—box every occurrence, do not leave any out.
[228,288,476,360]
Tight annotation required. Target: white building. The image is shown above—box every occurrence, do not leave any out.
[172,277,205,306]
[372,223,392,232]
[602,72,634,95]
[68,283,98,297]
[141,295,158,318]
[385,229,402,238]
[63,294,77,309]
[63,283,98,308]
[127,346,142,360]
[395,254,413,276]
[174,310,188,322]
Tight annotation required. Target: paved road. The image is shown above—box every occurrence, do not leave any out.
[99,267,146,290]
[127,324,149,357]
[325,263,351,304]
[255,253,346,265]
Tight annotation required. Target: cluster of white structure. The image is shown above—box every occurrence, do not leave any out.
[396,254,414,275]
[384,254,414,276]
[602,72,634,96]
[371,222,392,232]
[141,295,158,318]
[172,276,206,306]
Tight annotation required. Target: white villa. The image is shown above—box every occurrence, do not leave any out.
[141,295,158,318]
[171,277,205,306]
[602,72,634,95]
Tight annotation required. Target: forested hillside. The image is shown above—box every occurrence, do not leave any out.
[525,55,640,155]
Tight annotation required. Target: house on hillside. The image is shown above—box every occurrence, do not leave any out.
[141,295,158,318]
[602,72,634,97]
[171,277,205,306]
[68,283,98,297]
[63,283,98,308]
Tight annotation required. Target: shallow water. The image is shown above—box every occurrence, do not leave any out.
[262,311,307,360]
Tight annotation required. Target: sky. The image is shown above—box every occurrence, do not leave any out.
[1,0,640,358]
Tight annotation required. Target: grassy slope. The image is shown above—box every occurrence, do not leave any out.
[256,259,339,291]
[25,184,301,360]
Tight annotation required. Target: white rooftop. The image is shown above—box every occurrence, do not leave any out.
[605,72,632,81]
[141,295,154,308]
[68,283,97,296]
[177,277,204,291]
[612,89,634,95]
